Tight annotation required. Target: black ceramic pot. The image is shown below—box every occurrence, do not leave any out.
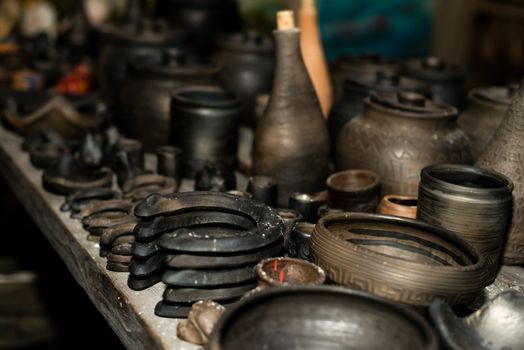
[330,54,402,100]
[156,146,183,187]
[155,0,242,52]
[247,176,278,207]
[286,222,314,261]
[403,57,466,110]
[170,86,241,178]
[215,31,275,126]
[328,72,429,150]
[116,49,221,150]
[96,20,186,104]
[417,164,513,282]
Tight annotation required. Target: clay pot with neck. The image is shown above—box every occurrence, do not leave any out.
[299,0,332,118]
[116,49,221,151]
[330,53,401,99]
[404,57,466,110]
[476,78,524,265]
[215,31,275,127]
[328,71,429,151]
[97,19,186,104]
[458,85,516,159]
[253,11,330,207]
[336,91,472,195]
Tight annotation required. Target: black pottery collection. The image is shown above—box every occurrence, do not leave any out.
[4,4,524,348]
[336,91,472,195]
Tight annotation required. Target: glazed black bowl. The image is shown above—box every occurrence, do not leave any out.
[208,286,438,350]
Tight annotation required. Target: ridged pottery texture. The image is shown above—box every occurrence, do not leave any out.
[253,28,330,206]
[417,164,513,282]
[476,78,524,265]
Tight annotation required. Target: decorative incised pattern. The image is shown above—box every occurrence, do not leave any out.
[336,115,471,195]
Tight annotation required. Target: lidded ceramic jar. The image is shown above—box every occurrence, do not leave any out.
[170,85,241,178]
[97,19,186,103]
[328,71,429,150]
[116,49,221,151]
[335,91,473,195]
[404,57,466,110]
[458,85,516,159]
[330,54,401,99]
[215,31,275,127]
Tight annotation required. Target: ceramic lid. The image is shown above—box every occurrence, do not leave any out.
[345,71,430,95]
[368,91,457,118]
[218,31,274,53]
[404,57,465,82]
[469,85,517,106]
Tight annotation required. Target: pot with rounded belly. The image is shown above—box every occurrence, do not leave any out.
[116,49,221,151]
[458,85,516,160]
[335,91,472,196]
[329,71,429,152]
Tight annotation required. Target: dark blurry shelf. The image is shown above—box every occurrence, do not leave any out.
[0,125,198,350]
[0,124,522,349]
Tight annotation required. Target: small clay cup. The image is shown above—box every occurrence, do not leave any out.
[286,222,315,261]
[326,169,380,212]
[247,176,278,207]
[377,195,417,219]
[156,145,183,187]
[256,257,325,289]
[277,208,302,244]
[288,193,324,223]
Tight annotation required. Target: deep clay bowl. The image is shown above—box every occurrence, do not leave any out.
[326,169,380,212]
[311,213,489,307]
[208,286,438,350]
[430,291,524,350]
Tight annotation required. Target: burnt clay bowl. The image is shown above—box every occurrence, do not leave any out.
[311,213,489,307]
[208,286,438,350]
[430,291,524,350]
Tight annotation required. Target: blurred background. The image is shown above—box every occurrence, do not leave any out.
[0,0,522,348]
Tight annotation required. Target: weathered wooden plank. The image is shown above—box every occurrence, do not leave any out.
[0,126,199,350]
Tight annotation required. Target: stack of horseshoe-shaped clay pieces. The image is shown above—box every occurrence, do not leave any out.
[128,191,285,318]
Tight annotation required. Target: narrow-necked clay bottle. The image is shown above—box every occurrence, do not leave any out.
[253,10,330,207]
[476,78,524,265]
[299,0,332,118]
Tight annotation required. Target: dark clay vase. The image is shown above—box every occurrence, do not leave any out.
[403,57,466,110]
[155,0,242,52]
[215,31,275,127]
[253,26,330,207]
[458,85,516,159]
[170,86,242,178]
[330,54,402,99]
[116,49,221,150]
[328,72,429,150]
[97,19,186,104]
[417,164,513,282]
[476,78,524,265]
[336,91,473,196]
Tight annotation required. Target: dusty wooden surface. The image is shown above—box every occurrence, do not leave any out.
[0,125,523,349]
[0,126,200,350]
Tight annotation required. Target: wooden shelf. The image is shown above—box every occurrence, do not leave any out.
[0,126,199,350]
[0,124,523,349]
